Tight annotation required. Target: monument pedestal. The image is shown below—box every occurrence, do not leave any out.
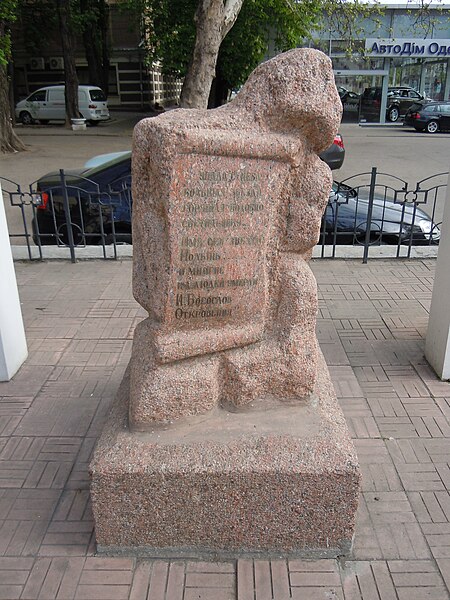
[90,352,360,559]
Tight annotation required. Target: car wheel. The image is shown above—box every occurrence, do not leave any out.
[426,120,439,134]
[20,111,34,125]
[388,107,400,122]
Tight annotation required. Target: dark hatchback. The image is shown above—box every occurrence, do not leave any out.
[404,101,450,133]
[32,152,132,245]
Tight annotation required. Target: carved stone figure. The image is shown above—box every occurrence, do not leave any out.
[130,48,341,429]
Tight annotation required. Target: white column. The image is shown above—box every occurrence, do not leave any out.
[425,170,450,380]
[0,183,28,381]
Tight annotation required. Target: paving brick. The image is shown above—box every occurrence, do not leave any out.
[436,558,450,593]
[129,561,152,600]
[21,557,52,599]
[147,561,169,600]
[14,395,100,437]
[388,559,449,600]
[0,556,32,600]
[185,572,235,588]
[0,519,50,557]
[254,561,271,600]
[290,571,340,587]
[341,561,397,600]
[165,562,185,600]
[1,258,449,600]
[422,523,450,559]
[397,464,445,492]
[53,490,91,522]
[7,489,60,521]
[55,557,85,600]
[186,562,235,573]
[360,464,402,493]
[184,589,235,600]
[408,491,449,523]
[290,587,343,599]
[269,561,290,600]
[236,560,254,600]
[386,438,431,465]
[353,440,391,465]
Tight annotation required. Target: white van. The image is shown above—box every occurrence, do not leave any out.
[15,85,110,125]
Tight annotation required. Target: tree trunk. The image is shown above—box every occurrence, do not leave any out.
[83,24,101,86]
[180,0,244,109]
[208,71,231,108]
[99,0,110,96]
[0,64,26,153]
[57,0,79,126]
[80,0,110,95]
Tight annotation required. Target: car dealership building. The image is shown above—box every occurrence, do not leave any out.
[311,2,450,123]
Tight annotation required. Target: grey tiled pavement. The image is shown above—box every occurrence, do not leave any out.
[1,258,449,600]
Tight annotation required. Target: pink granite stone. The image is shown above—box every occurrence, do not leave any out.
[129,48,341,427]
[90,48,360,557]
[90,353,360,557]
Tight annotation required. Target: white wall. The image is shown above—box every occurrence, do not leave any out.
[425,170,450,380]
[0,183,28,381]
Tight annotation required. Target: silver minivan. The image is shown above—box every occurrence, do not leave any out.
[15,85,110,125]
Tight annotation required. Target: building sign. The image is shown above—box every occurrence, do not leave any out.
[366,38,450,58]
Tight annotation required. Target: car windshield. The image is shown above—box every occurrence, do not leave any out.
[89,90,107,101]
[84,152,131,178]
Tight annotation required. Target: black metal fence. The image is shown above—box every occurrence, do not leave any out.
[2,170,132,262]
[1,168,446,263]
[317,168,446,262]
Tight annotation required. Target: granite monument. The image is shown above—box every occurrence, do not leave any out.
[90,48,361,557]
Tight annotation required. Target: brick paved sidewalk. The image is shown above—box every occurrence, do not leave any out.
[1,258,449,600]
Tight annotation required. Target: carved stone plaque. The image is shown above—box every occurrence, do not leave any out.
[162,153,282,351]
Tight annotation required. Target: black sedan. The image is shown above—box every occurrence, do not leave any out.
[31,153,440,247]
[404,101,450,133]
[322,182,440,246]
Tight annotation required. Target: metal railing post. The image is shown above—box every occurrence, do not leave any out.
[363,167,377,264]
[60,169,76,263]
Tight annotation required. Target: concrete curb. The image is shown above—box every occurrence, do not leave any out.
[10,244,439,261]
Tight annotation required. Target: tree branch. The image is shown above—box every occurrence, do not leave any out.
[222,0,245,38]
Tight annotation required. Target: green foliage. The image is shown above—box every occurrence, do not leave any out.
[0,0,19,65]
[20,0,58,55]
[318,0,384,55]
[219,0,322,91]
[146,0,196,75]
[119,0,388,94]
[121,0,323,89]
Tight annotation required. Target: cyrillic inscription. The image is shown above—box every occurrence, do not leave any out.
[169,155,274,329]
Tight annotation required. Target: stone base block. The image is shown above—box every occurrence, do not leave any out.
[90,352,360,558]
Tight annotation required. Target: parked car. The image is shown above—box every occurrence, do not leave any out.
[337,86,360,108]
[322,182,440,245]
[32,151,440,248]
[360,86,432,122]
[32,152,132,245]
[319,133,345,170]
[15,85,110,125]
[404,101,450,133]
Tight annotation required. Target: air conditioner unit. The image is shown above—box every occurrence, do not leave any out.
[49,57,64,70]
[29,57,45,70]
